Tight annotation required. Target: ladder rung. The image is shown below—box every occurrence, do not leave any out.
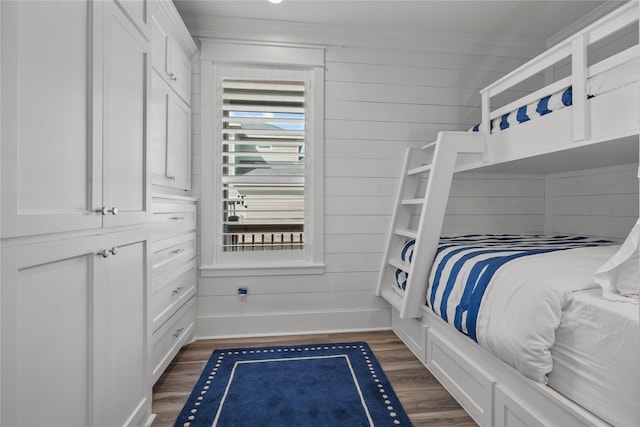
[408,164,432,176]
[388,257,409,271]
[401,198,424,205]
[395,228,417,239]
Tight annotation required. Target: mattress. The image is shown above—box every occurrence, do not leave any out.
[548,288,640,427]
[470,57,639,133]
[397,234,619,382]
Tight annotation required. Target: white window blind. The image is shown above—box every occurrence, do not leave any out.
[221,78,306,252]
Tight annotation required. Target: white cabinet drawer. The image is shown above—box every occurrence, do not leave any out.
[152,211,195,230]
[152,260,196,332]
[494,385,547,427]
[426,329,494,427]
[151,232,196,279]
[152,296,195,383]
[151,203,196,235]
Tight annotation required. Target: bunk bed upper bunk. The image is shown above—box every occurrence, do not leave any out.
[378,3,639,426]
[458,0,639,174]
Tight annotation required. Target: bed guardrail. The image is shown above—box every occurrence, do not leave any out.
[479,1,639,142]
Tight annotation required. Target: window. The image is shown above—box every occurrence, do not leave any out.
[220,73,306,252]
[200,41,324,275]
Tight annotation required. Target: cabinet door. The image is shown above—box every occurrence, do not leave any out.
[150,7,192,106]
[102,1,150,228]
[1,232,151,427]
[167,94,192,191]
[150,74,191,191]
[150,13,169,78]
[0,0,102,237]
[1,236,103,427]
[114,0,149,36]
[150,72,170,186]
[168,38,192,105]
[104,230,151,427]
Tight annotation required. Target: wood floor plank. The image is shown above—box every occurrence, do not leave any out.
[151,330,477,426]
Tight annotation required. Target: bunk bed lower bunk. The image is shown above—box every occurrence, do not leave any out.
[394,233,639,427]
[379,3,640,427]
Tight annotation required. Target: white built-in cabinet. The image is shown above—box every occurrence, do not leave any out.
[114,0,150,37]
[150,196,197,383]
[149,3,196,191]
[150,72,192,191]
[151,10,192,104]
[1,0,154,426]
[1,0,150,238]
[2,230,150,427]
[148,1,198,384]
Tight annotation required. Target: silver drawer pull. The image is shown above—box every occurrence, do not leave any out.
[171,248,185,255]
[169,216,184,221]
[172,327,184,338]
[172,286,185,295]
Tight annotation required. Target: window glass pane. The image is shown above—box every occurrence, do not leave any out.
[220,78,306,252]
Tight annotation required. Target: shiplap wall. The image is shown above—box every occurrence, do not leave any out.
[445,173,545,234]
[185,17,635,338]
[547,164,639,239]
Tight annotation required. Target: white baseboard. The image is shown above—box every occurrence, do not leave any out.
[195,308,391,339]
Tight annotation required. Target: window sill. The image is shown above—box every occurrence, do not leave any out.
[200,262,325,277]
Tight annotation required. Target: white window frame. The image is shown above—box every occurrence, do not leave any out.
[199,40,325,277]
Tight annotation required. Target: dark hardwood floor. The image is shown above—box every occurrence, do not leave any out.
[151,330,477,426]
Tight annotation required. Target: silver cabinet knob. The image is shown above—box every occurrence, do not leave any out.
[97,247,118,258]
[167,175,176,181]
[172,286,185,295]
[98,249,110,258]
[97,206,118,215]
[168,72,177,81]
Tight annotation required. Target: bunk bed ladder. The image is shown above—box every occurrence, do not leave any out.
[376,132,485,319]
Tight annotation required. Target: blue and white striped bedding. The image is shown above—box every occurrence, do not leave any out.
[397,234,620,382]
[471,86,573,133]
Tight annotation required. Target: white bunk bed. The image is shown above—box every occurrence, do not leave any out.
[379,3,639,427]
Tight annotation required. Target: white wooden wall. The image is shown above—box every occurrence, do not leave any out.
[546,164,639,239]
[445,173,545,234]
[185,18,636,338]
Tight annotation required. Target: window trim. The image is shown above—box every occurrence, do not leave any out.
[199,40,325,276]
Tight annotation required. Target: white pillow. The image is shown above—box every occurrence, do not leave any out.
[594,219,640,303]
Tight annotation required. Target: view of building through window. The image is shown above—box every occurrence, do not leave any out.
[221,79,306,251]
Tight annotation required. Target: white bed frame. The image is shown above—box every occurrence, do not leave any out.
[457,1,639,174]
[387,3,639,426]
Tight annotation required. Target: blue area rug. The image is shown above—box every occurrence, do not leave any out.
[174,342,413,426]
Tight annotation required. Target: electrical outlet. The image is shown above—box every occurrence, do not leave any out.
[238,287,248,301]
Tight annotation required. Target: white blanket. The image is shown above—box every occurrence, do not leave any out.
[475,245,620,383]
